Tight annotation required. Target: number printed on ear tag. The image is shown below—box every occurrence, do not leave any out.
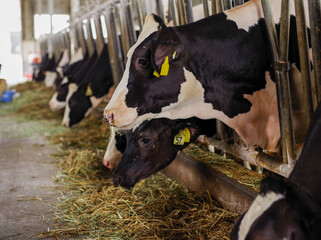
[173,132,185,145]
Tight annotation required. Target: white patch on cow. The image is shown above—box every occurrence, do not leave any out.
[70,47,84,64]
[44,71,58,87]
[48,92,66,111]
[62,83,78,127]
[129,68,230,131]
[61,76,68,84]
[56,49,70,77]
[84,96,104,117]
[104,14,161,128]
[103,129,122,170]
[237,191,285,240]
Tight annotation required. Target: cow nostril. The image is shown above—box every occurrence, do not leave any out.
[104,113,114,125]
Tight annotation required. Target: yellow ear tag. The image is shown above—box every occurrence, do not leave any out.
[160,56,169,76]
[86,86,93,96]
[153,70,160,78]
[173,131,185,145]
[181,128,191,142]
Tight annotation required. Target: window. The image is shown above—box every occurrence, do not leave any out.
[34,14,69,39]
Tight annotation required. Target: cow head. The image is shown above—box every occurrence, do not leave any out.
[104,14,201,129]
[112,118,202,188]
[67,88,92,127]
[231,177,321,240]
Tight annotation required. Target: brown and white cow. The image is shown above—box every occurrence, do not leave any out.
[104,0,310,153]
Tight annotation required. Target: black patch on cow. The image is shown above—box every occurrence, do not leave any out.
[68,89,92,127]
[56,82,69,101]
[179,14,272,118]
[125,31,186,115]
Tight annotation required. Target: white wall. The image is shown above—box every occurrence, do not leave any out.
[0,0,24,86]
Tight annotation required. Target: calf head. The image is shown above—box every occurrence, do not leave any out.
[231,177,321,240]
[112,118,202,188]
[104,14,197,129]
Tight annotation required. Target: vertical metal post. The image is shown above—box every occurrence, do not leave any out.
[77,22,88,56]
[125,0,137,46]
[261,0,296,164]
[215,0,224,13]
[93,13,105,55]
[135,0,144,31]
[85,17,96,56]
[308,0,321,104]
[223,0,232,10]
[176,0,185,25]
[156,0,165,21]
[294,0,314,124]
[169,0,179,26]
[234,0,244,6]
[104,6,125,86]
[203,0,210,17]
[183,0,194,24]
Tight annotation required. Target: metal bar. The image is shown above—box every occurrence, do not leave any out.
[234,0,244,6]
[169,0,179,26]
[183,0,194,24]
[162,152,257,215]
[104,6,125,86]
[223,0,232,10]
[203,0,210,17]
[124,0,137,46]
[135,0,144,31]
[155,0,164,21]
[294,0,314,124]
[176,0,185,25]
[77,23,88,56]
[204,137,293,177]
[278,0,296,164]
[261,0,294,165]
[118,2,131,58]
[308,0,321,104]
[85,18,96,56]
[93,13,105,55]
[215,0,224,13]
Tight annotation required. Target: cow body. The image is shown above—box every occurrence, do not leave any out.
[231,103,321,240]
[104,0,309,152]
[64,44,114,127]
[49,48,86,111]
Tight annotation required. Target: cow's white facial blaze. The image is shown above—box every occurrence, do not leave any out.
[103,130,122,170]
[237,191,285,240]
[104,14,161,129]
[62,83,78,127]
[49,92,66,111]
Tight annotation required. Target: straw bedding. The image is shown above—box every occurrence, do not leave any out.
[7,81,265,239]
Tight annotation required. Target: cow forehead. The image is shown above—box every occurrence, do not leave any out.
[126,14,159,60]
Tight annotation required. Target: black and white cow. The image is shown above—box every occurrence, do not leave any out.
[230,103,321,240]
[48,47,86,111]
[33,52,56,82]
[104,117,217,188]
[62,44,114,127]
[104,0,309,154]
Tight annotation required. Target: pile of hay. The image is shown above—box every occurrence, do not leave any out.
[9,81,266,239]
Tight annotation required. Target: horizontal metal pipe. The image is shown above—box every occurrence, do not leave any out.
[205,137,293,177]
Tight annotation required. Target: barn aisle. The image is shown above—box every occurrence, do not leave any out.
[0,116,60,240]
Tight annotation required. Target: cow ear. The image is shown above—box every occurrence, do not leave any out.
[172,124,201,146]
[152,28,182,73]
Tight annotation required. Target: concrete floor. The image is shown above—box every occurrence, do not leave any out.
[0,116,61,240]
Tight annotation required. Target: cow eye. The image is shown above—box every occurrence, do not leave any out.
[138,58,148,68]
[139,137,151,146]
